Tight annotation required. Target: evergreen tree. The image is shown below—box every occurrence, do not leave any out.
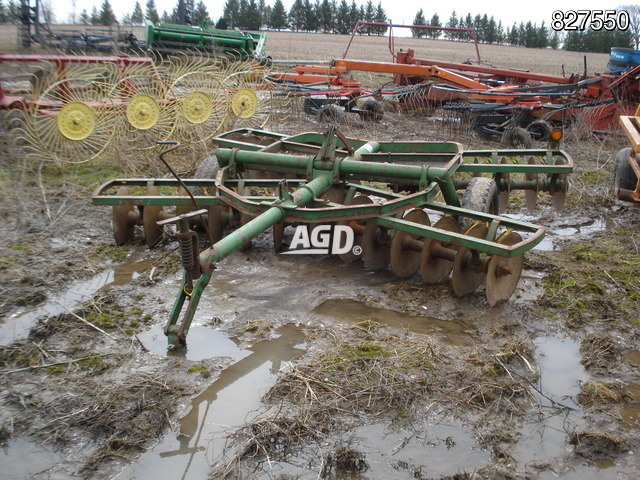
[223,0,240,27]
[317,0,332,33]
[537,21,548,48]
[348,0,359,32]
[335,0,350,34]
[145,0,160,23]
[79,8,89,25]
[131,2,143,24]
[372,2,386,35]
[0,0,6,24]
[238,0,248,27]
[507,23,518,45]
[429,13,441,39]
[245,0,260,29]
[6,0,18,24]
[411,9,426,38]
[289,0,305,31]
[215,17,228,29]
[445,10,458,40]
[549,31,560,49]
[90,6,100,25]
[302,0,316,31]
[193,0,210,25]
[99,0,116,25]
[269,0,287,30]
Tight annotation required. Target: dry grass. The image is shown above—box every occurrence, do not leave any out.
[578,381,624,407]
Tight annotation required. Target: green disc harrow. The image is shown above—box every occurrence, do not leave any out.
[92,127,573,347]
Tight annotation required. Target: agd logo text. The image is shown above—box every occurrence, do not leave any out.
[281,225,361,256]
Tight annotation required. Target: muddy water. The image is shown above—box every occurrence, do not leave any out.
[116,324,306,480]
[505,214,610,251]
[0,258,153,345]
[4,438,62,480]
[513,336,588,465]
[314,298,476,345]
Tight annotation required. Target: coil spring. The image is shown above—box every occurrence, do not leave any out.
[178,218,195,271]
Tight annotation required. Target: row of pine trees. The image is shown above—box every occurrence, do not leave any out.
[0,0,635,53]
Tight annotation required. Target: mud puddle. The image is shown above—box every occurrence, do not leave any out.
[116,324,306,480]
[506,214,610,251]
[513,336,588,469]
[259,421,491,479]
[314,298,476,345]
[0,258,153,345]
[3,438,63,480]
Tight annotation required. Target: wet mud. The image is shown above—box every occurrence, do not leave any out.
[0,109,638,479]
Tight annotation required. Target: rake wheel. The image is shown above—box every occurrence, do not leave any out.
[169,71,227,143]
[224,68,290,129]
[28,76,118,163]
[114,69,175,151]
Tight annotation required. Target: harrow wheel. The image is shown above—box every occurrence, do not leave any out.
[362,222,391,271]
[112,187,137,246]
[485,231,524,307]
[525,156,539,213]
[550,156,569,211]
[390,209,430,278]
[142,186,165,248]
[452,222,490,297]
[29,76,117,163]
[459,177,498,231]
[420,215,459,284]
[338,195,372,263]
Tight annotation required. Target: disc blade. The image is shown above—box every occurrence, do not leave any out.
[390,209,430,278]
[452,222,489,296]
[420,215,459,284]
[486,232,524,307]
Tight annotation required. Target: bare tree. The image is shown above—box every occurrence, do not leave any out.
[619,4,640,49]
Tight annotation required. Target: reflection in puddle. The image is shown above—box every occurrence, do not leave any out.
[314,298,475,345]
[136,323,248,363]
[266,421,490,479]
[533,217,610,252]
[514,336,588,464]
[620,383,640,430]
[116,324,306,480]
[0,258,153,345]
[3,438,62,480]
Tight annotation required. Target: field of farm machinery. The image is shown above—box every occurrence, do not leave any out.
[269,22,640,147]
[92,126,573,347]
[0,53,291,163]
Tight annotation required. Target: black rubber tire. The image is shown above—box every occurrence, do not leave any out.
[613,147,638,192]
[527,120,553,142]
[192,155,219,196]
[459,177,499,231]
[501,127,534,149]
[361,99,384,122]
[317,104,345,124]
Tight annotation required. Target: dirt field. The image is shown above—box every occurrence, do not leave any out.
[0,31,639,480]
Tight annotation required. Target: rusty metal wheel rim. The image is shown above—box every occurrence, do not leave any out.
[485,231,524,307]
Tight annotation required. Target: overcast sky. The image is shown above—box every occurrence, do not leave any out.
[57,0,630,31]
